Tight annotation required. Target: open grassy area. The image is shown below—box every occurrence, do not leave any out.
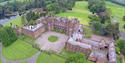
[48,36,58,42]
[2,36,38,60]
[4,16,22,27]
[37,53,65,63]
[57,1,125,32]
[57,1,90,25]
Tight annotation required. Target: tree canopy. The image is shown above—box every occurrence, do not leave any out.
[0,27,17,47]
[117,39,125,55]
[65,53,93,63]
[88,0,106,14]
[0,0,76,19]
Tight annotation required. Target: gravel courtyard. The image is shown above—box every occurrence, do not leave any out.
[36,31,68,53]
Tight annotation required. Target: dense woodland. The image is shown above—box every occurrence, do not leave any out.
[88,0,119,40]
[0,0,76,19]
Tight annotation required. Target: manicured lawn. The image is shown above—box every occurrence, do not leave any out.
[48,35,58,42]
[36,53,65,63]
[2,36,38,60]
[4,16,22,27]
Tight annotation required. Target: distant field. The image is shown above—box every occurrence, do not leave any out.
[57,1,125,32]
[57,1,90,25]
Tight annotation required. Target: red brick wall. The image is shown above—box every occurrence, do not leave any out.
[22,26,45,39]
[66,42,91,55]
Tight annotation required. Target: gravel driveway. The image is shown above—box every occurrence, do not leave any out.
[36,31,68,53]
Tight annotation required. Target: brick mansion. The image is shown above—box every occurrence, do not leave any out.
[16,16,116,63]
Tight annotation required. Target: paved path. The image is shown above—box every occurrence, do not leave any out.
[36,31,68,53]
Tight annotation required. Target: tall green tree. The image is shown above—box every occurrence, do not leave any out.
[88,0,106,14]
[0,27,17,47]
[117,39,125,55]
[105,18,119,40]
[65,53,92,63]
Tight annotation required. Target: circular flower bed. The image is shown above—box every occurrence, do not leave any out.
[48,36,58,42]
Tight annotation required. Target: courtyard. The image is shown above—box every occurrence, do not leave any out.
[36,31,68,53]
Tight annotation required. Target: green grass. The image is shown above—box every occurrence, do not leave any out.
[2,1,124,32]
[57,1,90,25]
[36,53,65,63]
[106,1,125,32]
[48,36,58,42]
[2,36,38,60]
[0,60,2,63]
[4,16,22,27]
[57,1,125,32]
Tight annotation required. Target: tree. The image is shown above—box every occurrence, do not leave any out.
[117,39,125,55]
[88,0,106,14]
[106,18,119,40]
[123,16,125,30]
[0,24,3,28]
[0,0,76,19]
[21,15,28,25]
[65,53,91,63]
[0,27,17,47]
[123,16,125,21]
